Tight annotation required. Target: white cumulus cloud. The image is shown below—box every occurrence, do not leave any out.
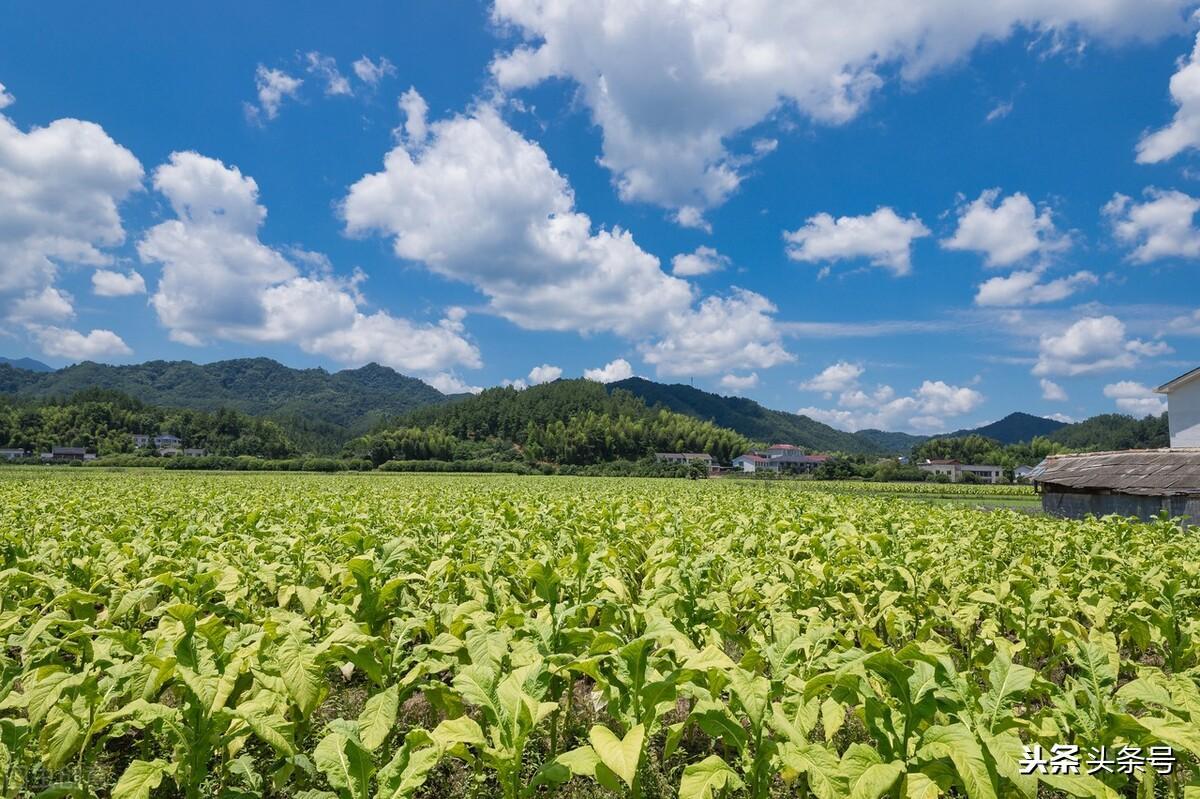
[1103,381,1167,415]
[490,0,1186,215]
[584,358,634,383]
[426,372,484,395]
[799,361,865,394]
[1137,32,1200,163]
[139,151,480,376]
[396,88,429,145]
[305,52,352,96]
[784,208,930,276]
[671,245,729,276]
[346,96,794,381]
[1104,188,1200,262]
[1165,308,1200,335]
[639,288,793,377]
[343,99,696,336]
[974,268,1097,306]
[719,372,758,392]
[798,369,983,433]
[1040,378,1068,401]
[10,287,74,325]
[246,66,302,122]
[0,99,143,356]
[353,56,396,87]
[943,189,1068,266]
[29,325,131,359]
[1033,315,1171,376]
[91,269,146,297]
[527,363,562,384]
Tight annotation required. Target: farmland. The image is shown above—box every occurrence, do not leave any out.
[0,471,1196,798]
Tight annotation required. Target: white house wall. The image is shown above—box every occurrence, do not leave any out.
[1168,378,1200,448]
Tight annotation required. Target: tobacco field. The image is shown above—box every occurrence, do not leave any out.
[0,471,1196,799]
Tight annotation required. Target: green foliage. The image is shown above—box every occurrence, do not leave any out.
[377,459,537,474]
[1048,413,1170,452]
[610,377,912,454]
[0,471,1193,799]
[913,435,1066,477]
[353,380,753,467]
[0,358,448,454]
[161,455,372,471]
[942,412,1068,444]
[0,389,296,458]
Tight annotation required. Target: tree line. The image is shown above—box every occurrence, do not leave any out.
[347,380,753,467]
[0,389,295,458]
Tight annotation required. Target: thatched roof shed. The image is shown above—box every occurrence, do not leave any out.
[1030,449,1200,525]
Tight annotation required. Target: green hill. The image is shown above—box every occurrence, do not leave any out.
[608,377,897,454]
[359,379,753,466]
[853,428,929,453]
[0,388,294,458]
[1047,413,1168,451]
[0,358,446,453]
[0,356,52,372]
[945,412,1067,444]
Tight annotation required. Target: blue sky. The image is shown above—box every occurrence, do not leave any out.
[1,1,1198,432]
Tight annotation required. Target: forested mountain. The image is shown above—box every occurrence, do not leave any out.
[1047,413,1169,451]
[352,379,753,466]
[607,377,898,454]
[0,358,446,452]
[944,412,1067,444]
[0,358,1174,460]
[852,428,929,452]
[0,357,52,372]
[912,413,1168,473]
[0,389,295,457]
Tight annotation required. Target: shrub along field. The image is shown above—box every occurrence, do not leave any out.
[0,471,1195,799]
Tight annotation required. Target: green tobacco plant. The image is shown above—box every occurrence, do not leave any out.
[0,470,1195,798]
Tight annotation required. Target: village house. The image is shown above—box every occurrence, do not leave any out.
[183,448,207,457]
[0,448,28,460]
[732,445,829,474]
[153,434,182,449]
[653,452,714,468]
[132,434,150,448]
[732,453,769,472]
[41,446,88,462]
[916,459,1004,484]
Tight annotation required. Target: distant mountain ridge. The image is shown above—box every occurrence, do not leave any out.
[943,412,1068,445]
[0,357,1148,456]
[0,358,447,453]
[609,377,918,454]
[0,356,52,373]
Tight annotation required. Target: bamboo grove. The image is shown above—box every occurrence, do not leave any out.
[0,471,1196,798]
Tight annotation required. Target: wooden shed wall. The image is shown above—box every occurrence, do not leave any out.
[1041,490,1200,527]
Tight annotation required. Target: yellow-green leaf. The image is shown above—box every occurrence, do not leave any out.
[588,724,645,788]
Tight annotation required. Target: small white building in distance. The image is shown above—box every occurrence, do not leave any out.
[732,453,769,472]
[653,452,714,468]
[1156,366,1200,448]
[917,459,1004,484]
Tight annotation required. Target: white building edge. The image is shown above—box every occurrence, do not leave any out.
[1156,366,1200,448]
